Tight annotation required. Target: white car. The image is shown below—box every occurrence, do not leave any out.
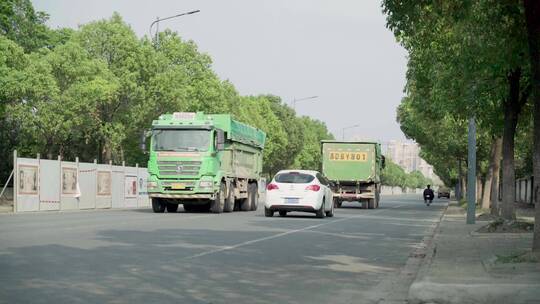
[264,170,334,218]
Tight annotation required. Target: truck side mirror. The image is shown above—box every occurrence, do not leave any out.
[216,129,225,151]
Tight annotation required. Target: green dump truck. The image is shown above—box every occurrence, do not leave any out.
[145,112,266,213]
[321,141,384,209]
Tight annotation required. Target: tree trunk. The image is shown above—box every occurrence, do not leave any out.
[102,143,112,164]
[456,159,463,200]
[477,175,483,205]
[461,174,467,201]
[482,174,492,210]
[501,68,522,221]
[524,0,540,252]
[490,137,503,216]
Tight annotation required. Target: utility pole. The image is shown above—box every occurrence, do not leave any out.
[467,117,476,224]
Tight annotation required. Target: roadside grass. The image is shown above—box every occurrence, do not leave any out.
[495,251,540,264]
[477,217,534,233]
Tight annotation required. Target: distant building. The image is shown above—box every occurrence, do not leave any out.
[382,140,440,183]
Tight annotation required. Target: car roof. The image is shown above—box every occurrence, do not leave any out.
[275,169,320,176]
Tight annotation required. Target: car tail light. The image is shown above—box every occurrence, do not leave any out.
[267,183,279,191]
[305,184,320,191]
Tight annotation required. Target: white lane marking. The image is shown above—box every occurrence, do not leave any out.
[186,205,403,259]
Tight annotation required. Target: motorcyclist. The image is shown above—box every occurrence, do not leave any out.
[423,185,434,206]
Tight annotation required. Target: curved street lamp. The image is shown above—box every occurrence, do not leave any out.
[291,95,318,111]
[341,124,360,140]
[149,10,200,47]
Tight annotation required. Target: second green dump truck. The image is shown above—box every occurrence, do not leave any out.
[146,112,266,213]
[321,141,385,209]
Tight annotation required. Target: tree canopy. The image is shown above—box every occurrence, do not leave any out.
[0,7,334,181]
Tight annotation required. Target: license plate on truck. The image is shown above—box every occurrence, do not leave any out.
[284,198,299,204]
[171,183,186,190]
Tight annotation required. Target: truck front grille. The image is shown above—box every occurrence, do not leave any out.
[161,180,196,191]
[157,160,201,176]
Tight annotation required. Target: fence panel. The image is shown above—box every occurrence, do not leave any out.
[60,161,79,210]
[96,164,112,209]
[15,158,40,212]
[124,166,138,208]
[79,162,97,209]
[111,165,124,209]
[14,154,152,213]
[39,159,60,211]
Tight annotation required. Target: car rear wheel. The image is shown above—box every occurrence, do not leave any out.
[264,207,274,217]
[325,199,334,217]
[152,198,165,213]
[316,201,326,219]
[166,203,178,213]
[279,210,287,217]
[210,182,226,213]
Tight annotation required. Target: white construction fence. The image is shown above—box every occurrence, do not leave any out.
[13,151,150,213]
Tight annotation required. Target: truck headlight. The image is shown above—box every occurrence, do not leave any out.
[199,180,213,188]
[147,181,158,189]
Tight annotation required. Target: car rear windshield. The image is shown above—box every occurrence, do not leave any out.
[274,172,315,184]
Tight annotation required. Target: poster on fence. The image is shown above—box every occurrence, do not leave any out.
[18,165,38,195]
[62,167,78,196]
[138,177,147,195]
[125,175,137,198]
[97,171,111,196]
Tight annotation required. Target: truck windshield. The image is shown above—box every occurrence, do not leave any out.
[152,129,211,152]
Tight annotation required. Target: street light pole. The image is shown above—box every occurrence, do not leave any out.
[292,95,318,111]
[467,116,476,224]
[341,124,360,140]
[149,10,200,47]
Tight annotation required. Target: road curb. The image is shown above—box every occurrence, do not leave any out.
[406,202,448,304]
[407,203,540,304]
[408,281,540,304]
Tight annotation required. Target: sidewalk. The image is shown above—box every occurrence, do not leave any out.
[408,202,540,304]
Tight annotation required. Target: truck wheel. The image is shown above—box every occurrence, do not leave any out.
[375,190,380,208]
[210,182,226,213]
[152,198,165,213]
[333,197,342,208]
[240,187,252,211]
[368,199,375,209]
[250,183,259,211]
[279,210,287,217]
[166,203,178,213]
[183,203,194,213]
[316,201,326,219]
[264,207,274,217]
[224,183,235,213]
[362,201,370,209]
[198,202,211,212]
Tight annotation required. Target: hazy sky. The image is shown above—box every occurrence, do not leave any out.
[33,0,409,142]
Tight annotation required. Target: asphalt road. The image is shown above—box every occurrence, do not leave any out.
[0,195,447,304]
